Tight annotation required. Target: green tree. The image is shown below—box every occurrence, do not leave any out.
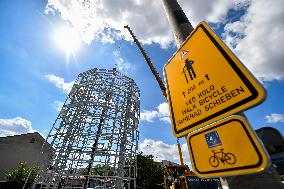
[5,160,40,189]
[136,152,164,189]
[80,164,115,176]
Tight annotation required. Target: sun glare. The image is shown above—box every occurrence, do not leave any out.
[54,26,81,54]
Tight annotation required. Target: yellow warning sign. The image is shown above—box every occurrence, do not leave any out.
[187,115,270,178]
[163,22,265,137]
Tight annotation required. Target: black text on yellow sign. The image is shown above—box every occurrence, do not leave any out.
[163,21,266,137]
[187,115,270,178]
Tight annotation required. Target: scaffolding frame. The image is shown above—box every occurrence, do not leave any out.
[38,68,140,189]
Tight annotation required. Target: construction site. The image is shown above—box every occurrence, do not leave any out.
[1,0,284,189]
[37,68,140,189]
[26,0,284,188]
[34,19,207,188]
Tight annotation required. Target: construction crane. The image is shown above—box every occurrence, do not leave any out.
[124,25,191,188]
[124,25,167,98]
[124,25,221,189]
[124,24,183,156]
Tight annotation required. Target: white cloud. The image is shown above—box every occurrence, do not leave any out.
[113,50,134,74]
[222,0,284,81]
[159,117,171,124]
[140,102,170,123]
[0,117,34,137]
[157,102,170,117]
[45,74,74,94]
[140,110,159,122]
[266,113,284,123]
[45,0,172,48]
[179,0,248,25]
[45,0,284,81]
[54,100,64,111]
[45,0,246,48]
[139,139,191,166]
[43,129,49,133]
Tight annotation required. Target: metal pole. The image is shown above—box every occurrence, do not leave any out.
[161,1,283,188]
[177,139,184,166]
[161,0,194,47]
[161,0,194,169]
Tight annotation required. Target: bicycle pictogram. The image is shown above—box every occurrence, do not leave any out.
[209,149,236,167]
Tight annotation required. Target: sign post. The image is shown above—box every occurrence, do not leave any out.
[164,22,265,137]
[186,115,270,178]
[162,1,282,188]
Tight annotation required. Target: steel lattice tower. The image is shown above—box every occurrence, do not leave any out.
[38,68,140,189]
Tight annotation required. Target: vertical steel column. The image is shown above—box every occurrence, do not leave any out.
[83,93,111,189]
[161,0,194,47]
[161,0,193,168]
[177,139,184,166]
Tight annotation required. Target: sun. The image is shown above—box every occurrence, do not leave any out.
[54,26,81,55]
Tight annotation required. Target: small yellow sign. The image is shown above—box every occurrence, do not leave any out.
[187,115,270,178]
[163,22,265,137]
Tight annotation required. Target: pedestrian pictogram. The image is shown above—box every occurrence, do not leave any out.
[183,58,196,82]
[163,21,266,137]
[209,149,236,167]
[186,115,270,178]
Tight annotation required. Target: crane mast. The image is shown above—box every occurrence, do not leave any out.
[124,25,167,98]
[124,25,185,167]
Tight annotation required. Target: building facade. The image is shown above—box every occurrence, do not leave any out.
[0,132,53,181]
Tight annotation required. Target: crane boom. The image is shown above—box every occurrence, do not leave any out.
[124,25,167,98]
[124,25,186,168]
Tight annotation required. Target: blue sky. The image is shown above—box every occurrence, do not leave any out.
[0,0,284,164]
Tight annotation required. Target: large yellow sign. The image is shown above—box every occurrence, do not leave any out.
[187,115,270,178]
[163,21,265,137]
